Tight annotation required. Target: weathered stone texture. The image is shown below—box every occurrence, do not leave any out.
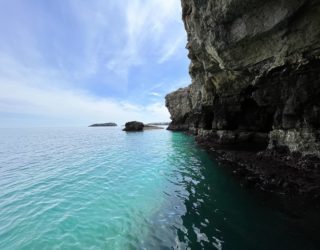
[166,0,320,157]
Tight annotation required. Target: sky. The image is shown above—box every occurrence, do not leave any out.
[0,0,190,127]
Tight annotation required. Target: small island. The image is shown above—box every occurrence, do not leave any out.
[123,121,164,131]
[89,123,117,127]
[146,122,170,126]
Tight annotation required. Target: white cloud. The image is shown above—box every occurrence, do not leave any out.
[145,102,169,118]
[0,79,170,126]
[158,36,185,64]
[106,0,185,77]
[149,92,161,97]
[0,58,170,127]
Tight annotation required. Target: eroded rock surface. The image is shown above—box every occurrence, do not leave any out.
[123,121,144,131]
[166,87,192,131]
[166,0,320,196]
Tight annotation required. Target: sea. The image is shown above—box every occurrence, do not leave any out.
[0,127,319,249]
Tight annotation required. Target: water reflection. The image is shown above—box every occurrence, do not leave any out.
[164,132,320,250]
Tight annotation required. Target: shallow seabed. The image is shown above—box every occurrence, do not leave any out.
[0,127,319,249]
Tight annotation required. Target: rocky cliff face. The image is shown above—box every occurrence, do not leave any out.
[166,0,320,195]
[166,0,320,155]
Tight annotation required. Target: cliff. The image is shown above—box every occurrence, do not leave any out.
[166,0,320,196]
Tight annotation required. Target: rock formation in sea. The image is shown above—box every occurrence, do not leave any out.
[166,0,320,196]
[89,123,117,127]
[123,121,164,131]
[123,121,144,131]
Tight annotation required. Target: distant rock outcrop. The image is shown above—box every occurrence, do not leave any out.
[147,122,170,126]
[123,121,164,131]
[143,125,164,130]
[123,121,144,131]
[89,123,117,127]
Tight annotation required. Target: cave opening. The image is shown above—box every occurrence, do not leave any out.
[202,109,214,130]
[240,98,259,128]
[240,98,273,131]
[240,98,274,150]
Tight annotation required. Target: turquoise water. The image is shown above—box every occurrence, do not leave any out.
[0,127,319,249]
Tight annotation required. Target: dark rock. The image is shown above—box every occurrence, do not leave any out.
[123,121,144,131]
[89,123,117,127]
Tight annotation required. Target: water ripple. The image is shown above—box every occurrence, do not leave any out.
[0,128,319,249]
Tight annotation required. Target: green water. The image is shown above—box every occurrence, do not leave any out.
[0,127,319,249]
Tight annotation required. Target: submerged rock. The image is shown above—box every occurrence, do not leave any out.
[89,123,117,127]
[166,0,320,196]
[123,121,144,131]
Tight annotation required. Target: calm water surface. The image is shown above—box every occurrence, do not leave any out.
[0,127,319,249]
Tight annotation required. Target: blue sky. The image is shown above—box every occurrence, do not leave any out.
[0,0,190,127]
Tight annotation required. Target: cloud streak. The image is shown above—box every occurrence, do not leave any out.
[106,0,185,77]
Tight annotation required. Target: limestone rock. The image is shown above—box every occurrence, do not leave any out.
[165,87,192,131]
[166,0,320,157]
[123,121,144,132]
